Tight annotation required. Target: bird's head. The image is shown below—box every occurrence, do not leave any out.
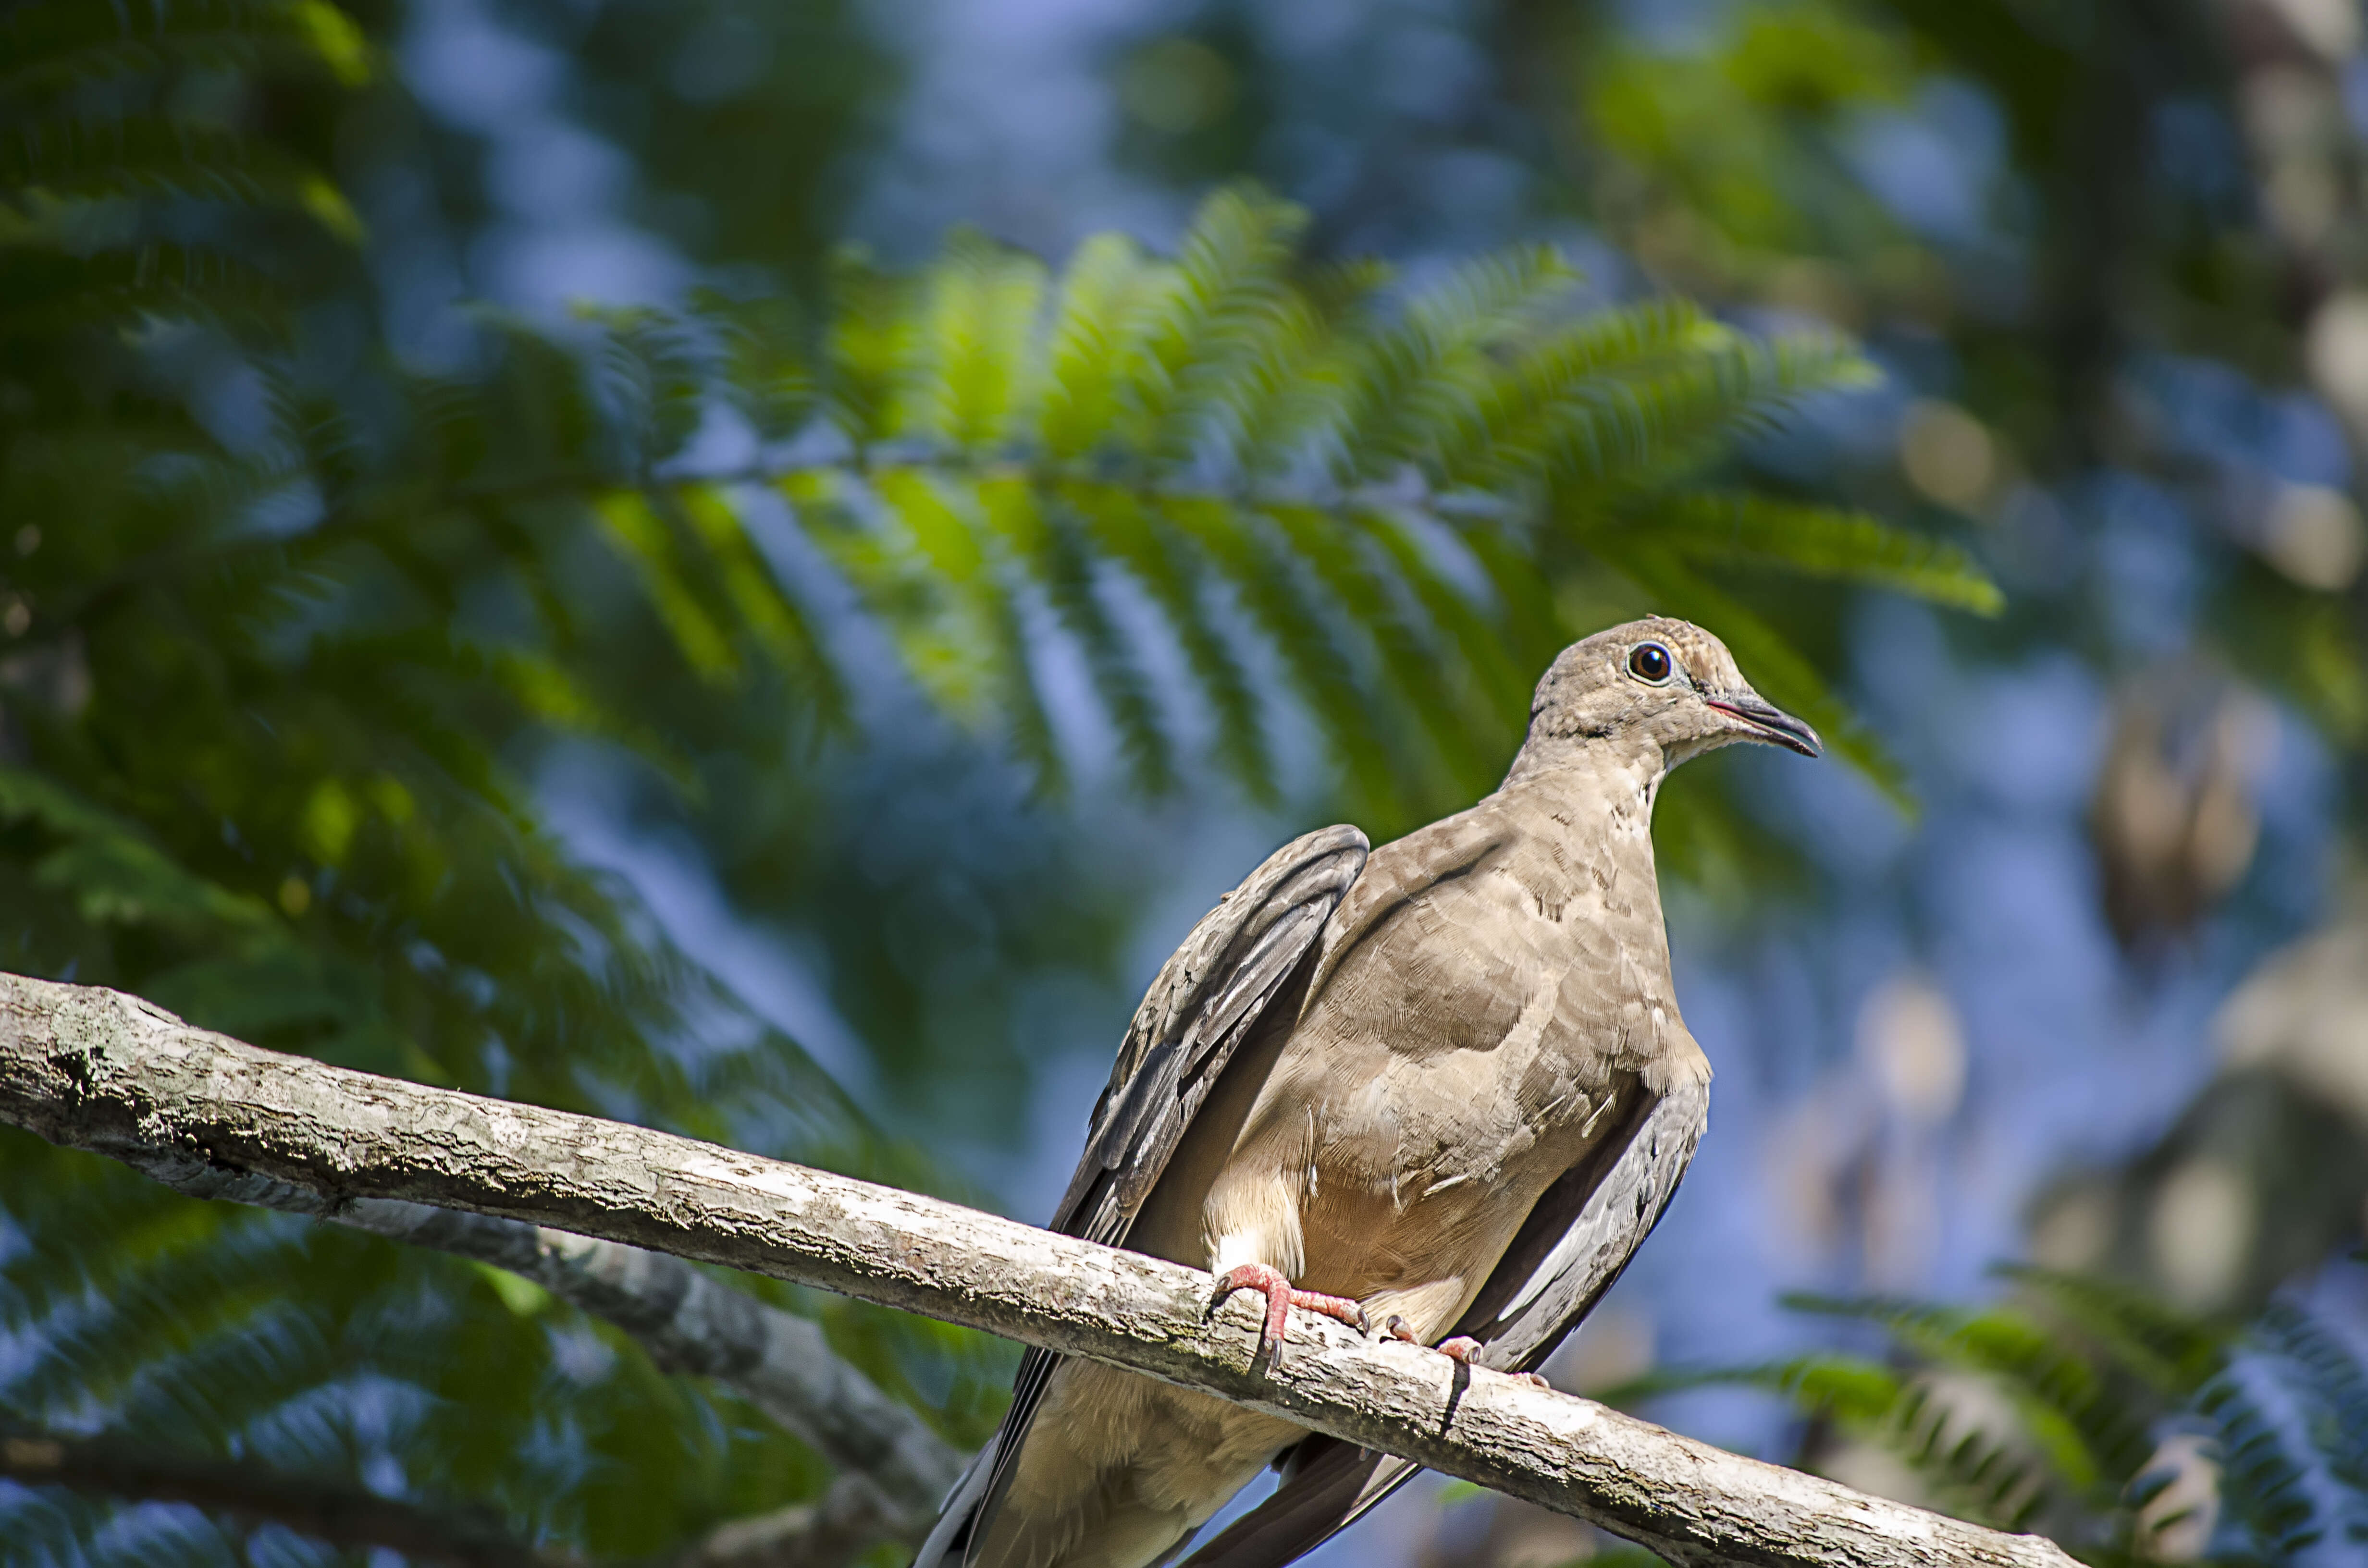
[1513,615,1822,780]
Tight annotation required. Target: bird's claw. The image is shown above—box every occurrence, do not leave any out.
[1211,1264,1368,1369]
[1386,1324,1530,1380]
[1518,1371,1551,1389]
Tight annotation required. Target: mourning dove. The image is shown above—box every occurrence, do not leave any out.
[916,616,1821,1568]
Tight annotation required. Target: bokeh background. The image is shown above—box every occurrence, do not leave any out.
[5,0,2368,1564]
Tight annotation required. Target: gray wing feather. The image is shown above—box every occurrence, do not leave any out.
[1177,1079,1708,1568]
[1461,1076,1709,1370]
[913,825,1369,1568]
[913,1433,1001,1568]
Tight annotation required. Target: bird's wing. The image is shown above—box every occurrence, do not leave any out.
[1057,822,1372,1244]
[1175,1077,1708,1568]
[913,825,1370,1568]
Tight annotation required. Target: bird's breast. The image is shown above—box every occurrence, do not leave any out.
[1204,809,1693,1321]
[1280,1053,1631,1327]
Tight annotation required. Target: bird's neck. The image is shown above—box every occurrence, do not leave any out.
[1502,731,1667,804]
[1494,739,1677,983]
[1496,739,1669,874]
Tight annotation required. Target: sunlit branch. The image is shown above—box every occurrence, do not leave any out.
[0,973,2079,1568]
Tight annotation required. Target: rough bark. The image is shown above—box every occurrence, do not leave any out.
[0,974,2081,1568]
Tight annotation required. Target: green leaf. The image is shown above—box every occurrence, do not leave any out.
[1641,493,2002,613]
[824,248,916,446]
[1036,232,1162,461]
[677,483,846,721]
[906,233,1047,451]
[1119,186,1307,465]
[1328,244,1575,478]
[0,769,274,934]
[0,0,371,104]
[1061,480,1278,800]
[0,114,361,240]
[595,489,740,682]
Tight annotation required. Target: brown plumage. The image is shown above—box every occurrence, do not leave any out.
[915,617,1821,1568]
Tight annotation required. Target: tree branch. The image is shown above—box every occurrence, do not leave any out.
[671,1476,899,1568]
[0,1421,573,1568]
[316,1198,961,1542]
[0,974,2080,1568]
[3,1042,962,1546]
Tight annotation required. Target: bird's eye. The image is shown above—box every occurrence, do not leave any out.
[1628,642,1673,684]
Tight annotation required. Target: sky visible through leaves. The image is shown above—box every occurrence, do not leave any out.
[5,0,2368,1565]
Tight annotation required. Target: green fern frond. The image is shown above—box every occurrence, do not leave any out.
[595,490,742,683]
[1783,1292,2152,1494]
[1326,245,1576,480]
[1991,1265,2230,1396]
[867,467,995,690]
[823,249,916,447]
[1626,1350,2053,1528]
[1730,1276,2368,1562]
[1060,481,1279,800]
[677,483,845,720]
[1034,499,1180,796]
[1343,506,1532,734]
[0,769,277,935]
[1638,493,2001,612]
[696,289,815,440]
[1036,232,1161,462]
[0,115,360,240]
[1263,501,1485,800]
[0,0,369,105]
[1119,186,1306,465]
[906,233,1047,453]
[1429,298,1714,489]
[490,647,703,788]
[1543,328,1874,499]
[2203,1365,2329,1557]
[0,245,289,335]
[0,11,978,1554]
[2202,1299,2368,1558]
[329,189,1983,813]
[579,304,712,474]
[1172,493,1404,812]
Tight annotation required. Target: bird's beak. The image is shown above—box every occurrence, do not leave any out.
[1704,692,1823,758]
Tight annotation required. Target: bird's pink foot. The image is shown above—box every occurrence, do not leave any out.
[1212,1264,1368,1367]
[1386,1322,1515,1377]
[1518,1371,1551,1389]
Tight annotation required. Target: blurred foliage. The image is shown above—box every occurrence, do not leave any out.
[543,0,893,283]
[8,0,2358,1561]
[1328,0,2368,1563]
[0,0,881,1148]
[1513,0,2368,748]
[0,0,2001,1562]
[2,1136,809,1561]
[747,198,1992,816]
[1616,1263,2368,1566]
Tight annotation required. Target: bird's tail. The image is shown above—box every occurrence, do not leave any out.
[912,1430,1002,1568]
[1175,1438,1412,1568]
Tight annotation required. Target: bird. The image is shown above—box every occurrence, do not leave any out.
[914,615,1821,1568]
